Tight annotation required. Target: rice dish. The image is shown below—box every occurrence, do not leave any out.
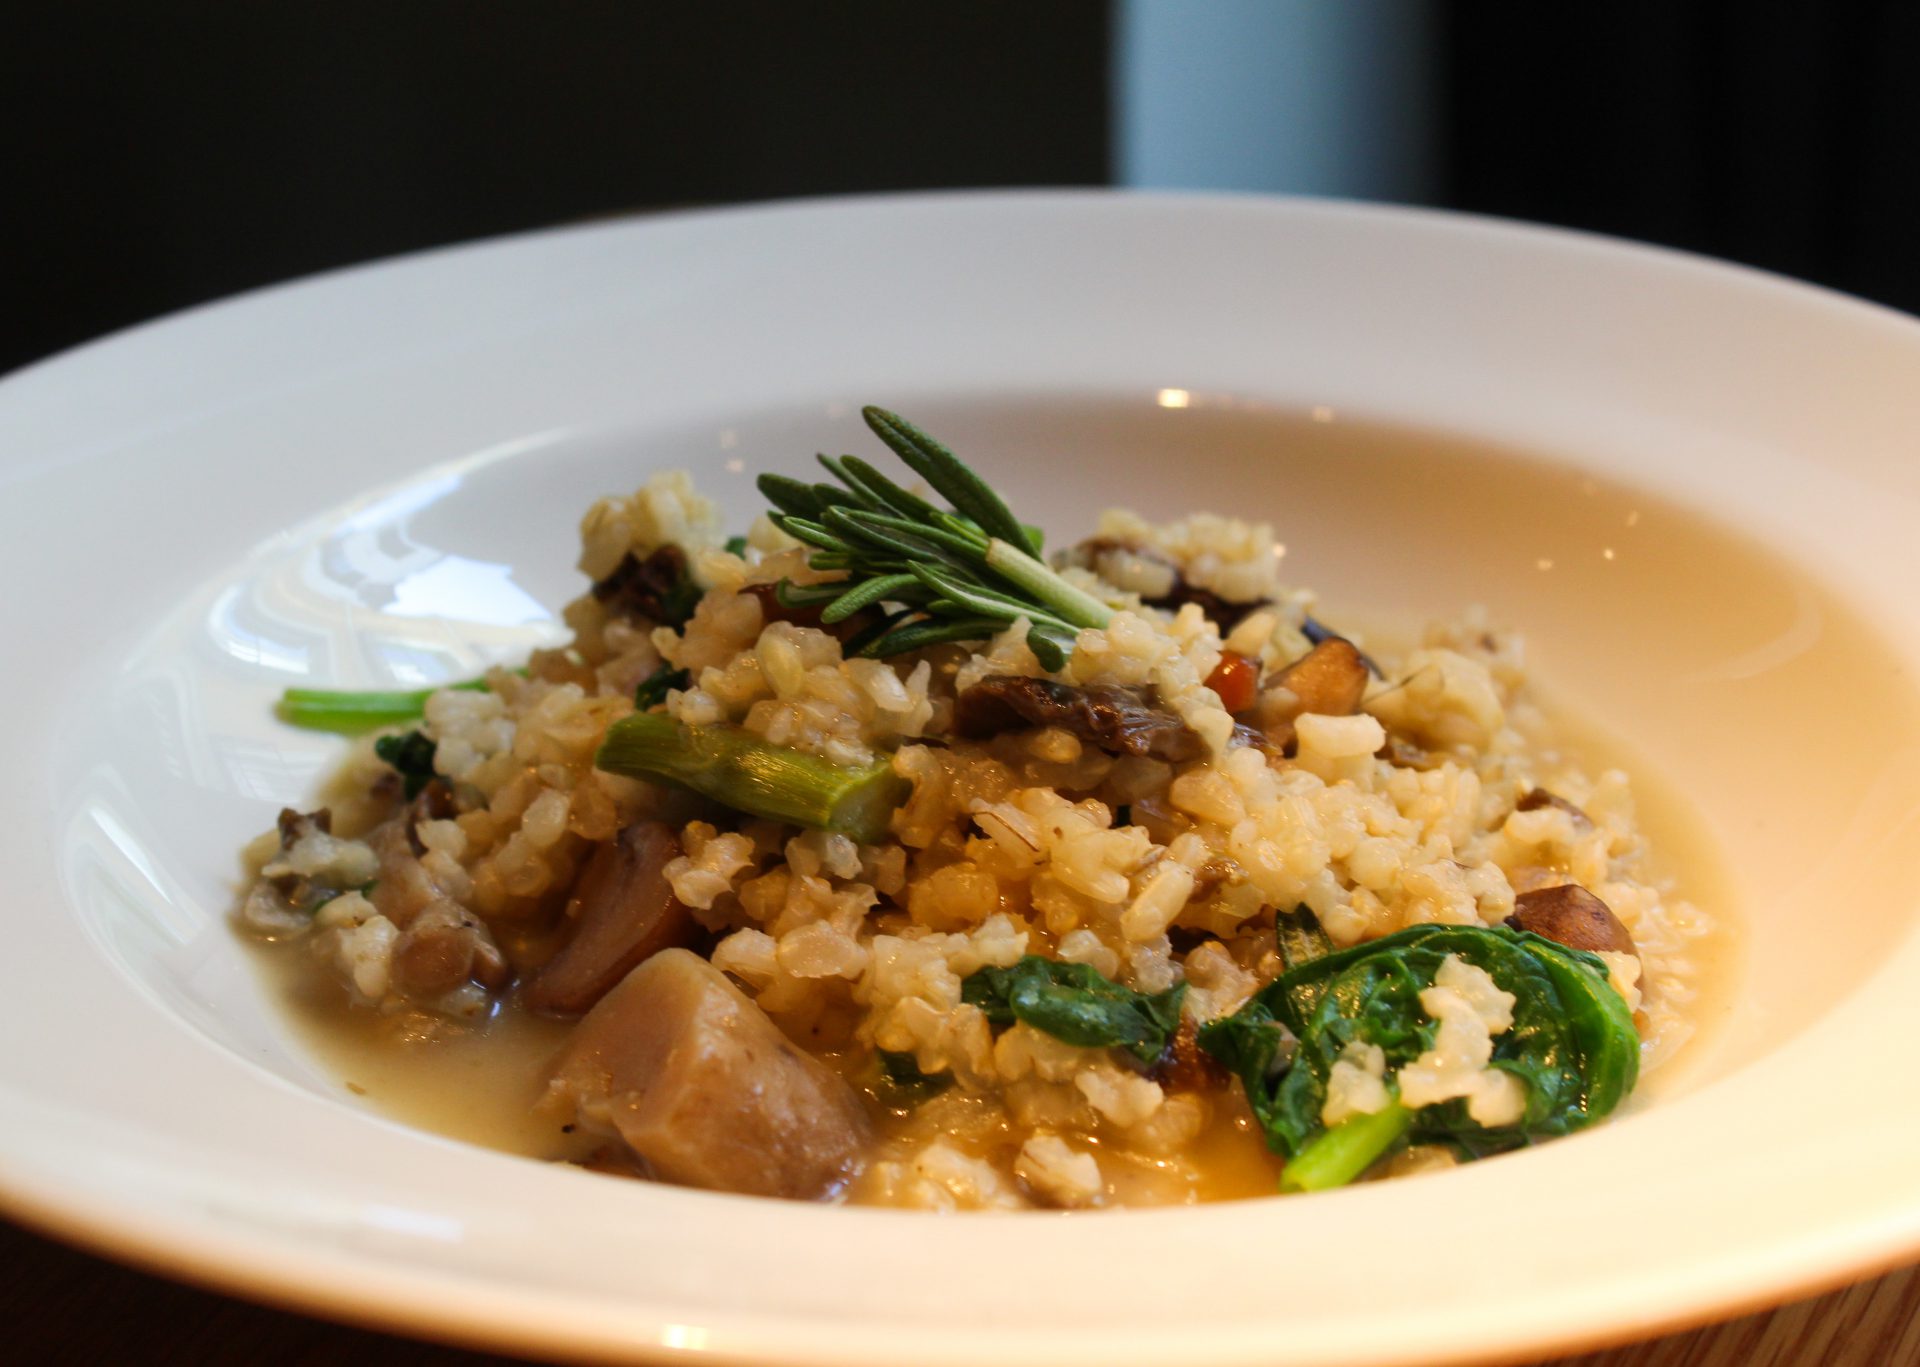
[239,408,1712,1209]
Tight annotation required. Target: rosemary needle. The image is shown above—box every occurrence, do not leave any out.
[757,407,1110,670]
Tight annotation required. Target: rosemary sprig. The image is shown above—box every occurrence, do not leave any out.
[757,407,1111,670]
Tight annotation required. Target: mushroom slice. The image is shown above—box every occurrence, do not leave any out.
[1264,639,1370,751]
[524,821,696,1017]
[1508,883,1638,959]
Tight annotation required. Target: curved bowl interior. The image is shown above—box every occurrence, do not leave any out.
[5,193,1920,1367]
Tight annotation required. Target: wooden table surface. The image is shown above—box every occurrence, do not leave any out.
[6,1213,1917,1366]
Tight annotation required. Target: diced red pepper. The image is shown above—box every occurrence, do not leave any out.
[1204,651,1259,714]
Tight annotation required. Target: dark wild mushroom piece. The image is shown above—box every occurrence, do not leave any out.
[523,821,698,1017]
[592,544,701,627]
[1507,883,1638,959]
[1300,616,1382,677]
[264,806,333,909]
[956,675,1264,762]
[1263,638,1371,753]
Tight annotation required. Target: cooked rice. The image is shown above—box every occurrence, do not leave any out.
[242,467,1714,1209]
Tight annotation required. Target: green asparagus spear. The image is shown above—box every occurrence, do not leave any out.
[595,713,908,844]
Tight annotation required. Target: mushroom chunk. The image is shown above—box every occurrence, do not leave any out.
[1508,884,1638,959]
[524,821,696,1017]
[956,675,1210,761]
[591,543,699,627]
[1264,639,1370,752]
[546,949,870,1199]
[1272,639,1369,717]
[955,675,1269,761]
[392,900,510,998]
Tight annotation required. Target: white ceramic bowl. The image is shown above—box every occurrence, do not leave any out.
[4,192,1920,1366]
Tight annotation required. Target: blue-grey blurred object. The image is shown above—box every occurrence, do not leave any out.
[1115,0,1438,201]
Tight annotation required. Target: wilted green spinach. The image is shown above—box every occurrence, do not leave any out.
[632,663,691,711]
[962,955,1188,1066]
[1199,922,1638,1191]
[373,729,438,799]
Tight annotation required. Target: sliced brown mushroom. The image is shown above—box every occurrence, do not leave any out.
[1264,638,1370,752]
[262,807,333,910]
[523,821,697,1017]
[546,949,870,1200]
[1507,884,1638,959]
[956,675,1209,761]
[1515,788,1593,828]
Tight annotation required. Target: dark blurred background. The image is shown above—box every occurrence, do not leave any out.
[6,2,1920,376]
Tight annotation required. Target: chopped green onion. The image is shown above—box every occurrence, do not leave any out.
[276,678,489,734]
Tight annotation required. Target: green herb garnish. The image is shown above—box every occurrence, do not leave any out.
[962,955,1188,1066]
[758,407,1113,671]
[373,729,439,799]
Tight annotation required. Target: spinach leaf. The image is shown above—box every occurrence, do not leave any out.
[962,955,1187,1066]
[633,663,691,710]
[373,729,438,799]
[1274,904,1332,971]
[1199,924,1638,1172]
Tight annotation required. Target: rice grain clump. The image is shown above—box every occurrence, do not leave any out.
[240,410,1714,1210]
